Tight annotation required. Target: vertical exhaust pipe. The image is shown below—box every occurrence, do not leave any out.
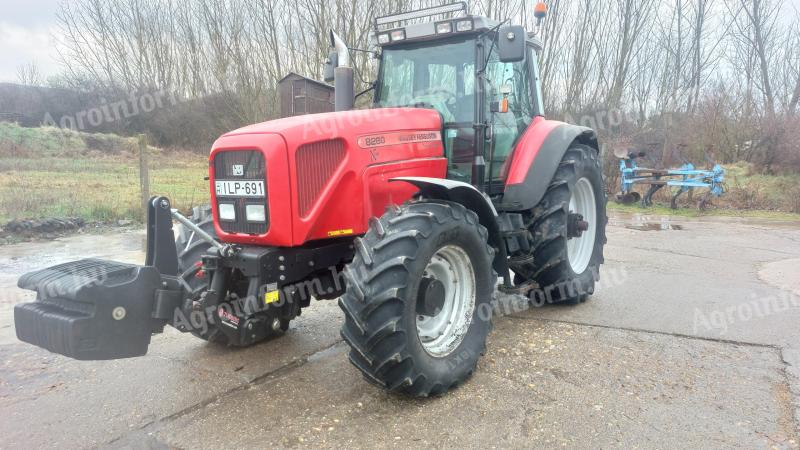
[330,31,354,111]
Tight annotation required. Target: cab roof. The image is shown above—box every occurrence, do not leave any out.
[372,2,542,50]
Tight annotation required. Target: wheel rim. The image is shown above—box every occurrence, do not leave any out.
[567,177,597,274]
[416,245,476,357]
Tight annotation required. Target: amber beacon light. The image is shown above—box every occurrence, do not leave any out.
[534,1,548,23]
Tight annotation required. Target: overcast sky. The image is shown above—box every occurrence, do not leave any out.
[0,0,65,82]
[1,0,799,84]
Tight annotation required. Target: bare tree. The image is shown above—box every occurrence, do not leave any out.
[46,0,800,175]
[16,62,43,86]
[726,0,786,171]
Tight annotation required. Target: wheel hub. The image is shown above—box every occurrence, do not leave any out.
[417,277,446,316]
[566,177,598,274]
[567,213,589,238]
[416,245,476,357]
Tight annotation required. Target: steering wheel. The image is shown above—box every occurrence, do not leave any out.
[412,101,436,109]
[414,87,458,118]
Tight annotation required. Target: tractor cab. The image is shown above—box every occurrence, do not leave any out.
[370,3,545,192]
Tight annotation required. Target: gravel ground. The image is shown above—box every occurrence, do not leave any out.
[0,212,798,449]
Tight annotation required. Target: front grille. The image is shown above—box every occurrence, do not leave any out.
[296,139,346,217]
[214,150,269,235]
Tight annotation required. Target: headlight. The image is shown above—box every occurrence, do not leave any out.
[245,204,266,222]
[219,203,236,221]
[377,32,390,44]
[436,21,452,34]
[390,29,406,41]
[455,19,473,32]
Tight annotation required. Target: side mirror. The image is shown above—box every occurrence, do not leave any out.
[323,51,338,83]
[497,25,526,63]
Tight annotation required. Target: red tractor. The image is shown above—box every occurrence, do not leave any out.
[14,3,606,397]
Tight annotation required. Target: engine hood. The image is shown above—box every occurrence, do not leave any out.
[208,107,447,247]
[219,107,443,143]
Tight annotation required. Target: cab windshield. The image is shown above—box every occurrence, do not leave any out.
[375,38,475,124]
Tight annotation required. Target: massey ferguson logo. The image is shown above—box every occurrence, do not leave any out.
[232,164,244,176]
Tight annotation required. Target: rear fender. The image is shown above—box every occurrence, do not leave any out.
[390,177,507,278]
[502,119,598,211]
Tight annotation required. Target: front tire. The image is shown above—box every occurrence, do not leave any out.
[339,201,495,396]
[174,206,227,343]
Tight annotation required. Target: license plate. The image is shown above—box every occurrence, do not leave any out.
[215,180,265,197]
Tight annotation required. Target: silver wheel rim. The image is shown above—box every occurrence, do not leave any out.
[416,245,476,357]
[567,177,597,274]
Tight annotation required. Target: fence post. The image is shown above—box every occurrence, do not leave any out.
[138,134,150,214]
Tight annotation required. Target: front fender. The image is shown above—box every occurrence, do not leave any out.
[502,119,598,211]
[389,177,506,276]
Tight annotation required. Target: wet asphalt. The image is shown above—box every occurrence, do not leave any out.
[0,212,798,449]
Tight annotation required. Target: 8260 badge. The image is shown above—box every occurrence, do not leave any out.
[357,130,441,149]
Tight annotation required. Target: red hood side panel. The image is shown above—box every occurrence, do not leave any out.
[281,108,446,245]
[210,108,447,247]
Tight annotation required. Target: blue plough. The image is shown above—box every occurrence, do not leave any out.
[616,151,725,210]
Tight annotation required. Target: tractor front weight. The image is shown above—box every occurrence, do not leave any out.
[14,197,186,360]
[14,196,355,359]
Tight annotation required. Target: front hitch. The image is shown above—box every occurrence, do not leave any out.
[14,197,186,360]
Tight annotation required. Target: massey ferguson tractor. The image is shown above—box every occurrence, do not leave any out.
[14,2,606,397]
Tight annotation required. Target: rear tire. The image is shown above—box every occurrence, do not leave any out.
[339,201,495,396]
[516,144,607,304]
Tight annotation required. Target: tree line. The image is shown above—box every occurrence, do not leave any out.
[27,0,800,172]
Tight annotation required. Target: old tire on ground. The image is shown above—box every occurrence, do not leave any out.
[339,201,495,397]
[519,144,607,304]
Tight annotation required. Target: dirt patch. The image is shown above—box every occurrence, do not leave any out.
[0,217,137,245]
[759,259,800,297]
[773,378,800,445]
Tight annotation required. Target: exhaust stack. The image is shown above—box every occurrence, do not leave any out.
[330,31,354,111]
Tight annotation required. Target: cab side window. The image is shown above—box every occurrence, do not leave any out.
[483,48,535,181]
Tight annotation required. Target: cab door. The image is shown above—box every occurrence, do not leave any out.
[483,44,538,185]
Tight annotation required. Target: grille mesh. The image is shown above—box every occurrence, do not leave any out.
[296,139,346,217]
[213,150,269,235]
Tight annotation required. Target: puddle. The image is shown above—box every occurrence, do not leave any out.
[625,222,683,231]
[610,213,684,231]
[0,231,146,276]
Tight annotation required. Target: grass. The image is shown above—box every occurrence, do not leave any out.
[607,161,800,217]
[2,122,798,225]
[721,162,800,213]
[0,122,86,157]
[0,123,209,224]
[608,201,800,221]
